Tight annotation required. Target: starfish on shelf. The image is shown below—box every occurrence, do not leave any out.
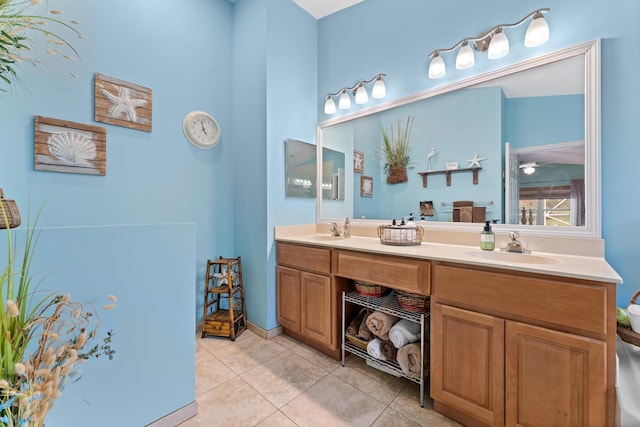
[466,152,486,168]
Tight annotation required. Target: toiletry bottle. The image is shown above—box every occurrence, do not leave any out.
[343,217,351,238]
[480,221,495,251]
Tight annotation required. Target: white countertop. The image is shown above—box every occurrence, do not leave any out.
[275,232,622,284]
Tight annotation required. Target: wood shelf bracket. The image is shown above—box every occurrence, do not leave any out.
[418,167,481,188]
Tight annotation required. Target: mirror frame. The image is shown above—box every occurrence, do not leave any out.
[316,39,601,238]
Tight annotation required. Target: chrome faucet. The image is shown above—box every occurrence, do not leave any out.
[505,231,529,253]
[328,222,342,236]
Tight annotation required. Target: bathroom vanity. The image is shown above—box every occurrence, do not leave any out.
[274,227,621,427]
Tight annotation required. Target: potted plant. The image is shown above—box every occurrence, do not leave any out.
[0,0,81,92]
[1,205,115,426]
[380,115,414,184]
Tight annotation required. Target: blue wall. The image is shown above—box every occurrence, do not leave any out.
[1,0,229,424]
[233,0,317,330]
[318,0,640,304]
[506,95,585,148]
[0,224,195,427]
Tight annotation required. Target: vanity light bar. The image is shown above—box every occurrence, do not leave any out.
[324,73,386,115]
[428,8,550,79]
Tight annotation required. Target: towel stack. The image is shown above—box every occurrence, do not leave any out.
[346,308,372,341]
[365,311,399,341]
[397,341,429,379]
[346,309,428,378]
[389,319,421,348]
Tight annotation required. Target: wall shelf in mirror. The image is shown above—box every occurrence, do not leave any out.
[418,167,481,188]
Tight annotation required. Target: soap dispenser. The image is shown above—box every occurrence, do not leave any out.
[343,217,351,238]
[480,221,495,251]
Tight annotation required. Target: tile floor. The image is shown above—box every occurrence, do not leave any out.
[179,330,461,427]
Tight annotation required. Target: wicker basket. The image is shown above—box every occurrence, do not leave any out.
[617,290,640,346]
[345,332,371,351]
[386,165,408,184]
[377,225,424,246]
[396,290,430,313]
[354,281,389,297]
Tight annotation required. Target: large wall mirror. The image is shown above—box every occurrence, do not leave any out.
[286,138,346,200]
[317,40,601,238]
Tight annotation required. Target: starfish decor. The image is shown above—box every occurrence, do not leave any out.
[466,152,486,168]
[101,86,147,123]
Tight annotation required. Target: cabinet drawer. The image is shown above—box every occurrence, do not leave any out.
[277,243,331,274]
[335,250,430,295]
[433,264,607,336]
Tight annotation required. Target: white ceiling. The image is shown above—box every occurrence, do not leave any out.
[292,0,364,19]
[475,54,585,98]
[227,0,364,19]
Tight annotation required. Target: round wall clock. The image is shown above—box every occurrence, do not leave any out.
[182,111,220,149]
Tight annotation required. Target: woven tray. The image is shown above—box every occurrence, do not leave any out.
[377,224,424,246]
[345,332,371,351]
[354,281,389,297]
[618,291,640,346]
[396,290,430,313]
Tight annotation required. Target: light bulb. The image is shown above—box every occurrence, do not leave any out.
[338,90,351,109]
[525,13,549,47]
[428,53,445,79]
[523,165,535,175]
[371,77,386,99]
[355,84,368,104]
[456,42,475,70]
[324,96,336,114]
[488,28,509,59]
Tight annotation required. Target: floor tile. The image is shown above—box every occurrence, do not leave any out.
[290,343,342,373]
[241,351,328,408]
[371,407,423,426]
[280,374,387,427]
[255,411,298,427]
[206,331,288,375]
[390,383,462,427]
[186,331,461,427]
[194,344,236,396]
[270,334,300,350]
[333,356,409,405]
[182,376,277,426]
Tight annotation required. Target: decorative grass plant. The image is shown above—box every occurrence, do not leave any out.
[380,115,414,184]
[0,0,81,92]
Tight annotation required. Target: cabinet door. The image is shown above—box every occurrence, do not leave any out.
[431,303,505,427]
[300,271,332,347]
[506,321,606,427]
[276,266,301,332]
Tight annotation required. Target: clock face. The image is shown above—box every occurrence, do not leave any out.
[183,111,220,149]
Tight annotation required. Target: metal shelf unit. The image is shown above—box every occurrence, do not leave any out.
[341,290,429,407]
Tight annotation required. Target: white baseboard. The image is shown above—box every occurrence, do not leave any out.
[146,401,198,427]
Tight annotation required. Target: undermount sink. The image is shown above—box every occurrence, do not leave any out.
[311,235,346,241]
[465,250,561,265]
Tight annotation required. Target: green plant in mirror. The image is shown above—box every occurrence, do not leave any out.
[0,0,81,92]
[1,203,115,427]
[380,115,414,184]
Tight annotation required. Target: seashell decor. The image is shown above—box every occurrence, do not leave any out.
[47,131,97,166]
[34,116,106,176]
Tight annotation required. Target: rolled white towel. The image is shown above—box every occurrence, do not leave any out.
[389,319,421,348]
[366,338,387,361]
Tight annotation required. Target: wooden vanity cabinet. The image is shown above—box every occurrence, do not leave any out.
[276,243,347,358]
[276,244,432,360]
[334,249,431,295]
[431,262,615,427]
